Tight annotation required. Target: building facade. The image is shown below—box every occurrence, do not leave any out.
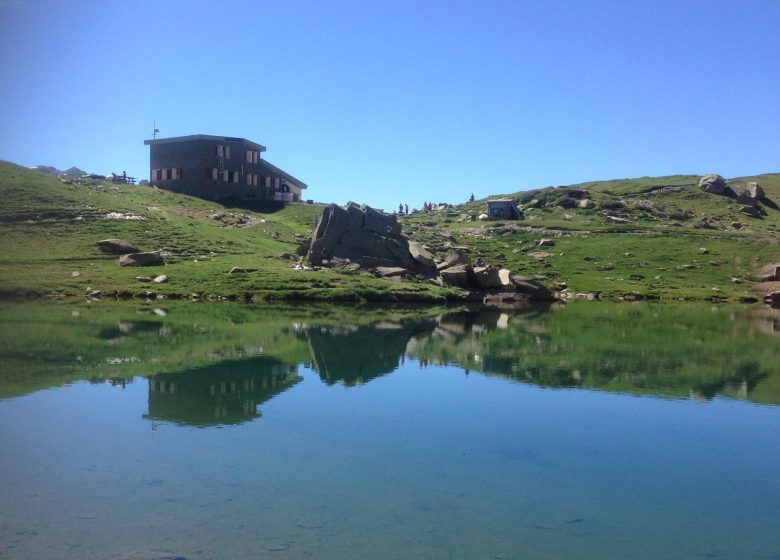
[143,134,307,202]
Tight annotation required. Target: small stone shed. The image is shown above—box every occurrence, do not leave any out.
[487,199,523,220]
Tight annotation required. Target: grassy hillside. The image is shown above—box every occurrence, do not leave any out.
[403,173,780,301]
[0,160,778,302]
[0,161,455,302]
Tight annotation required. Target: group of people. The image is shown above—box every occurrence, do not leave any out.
[396,194,475,215]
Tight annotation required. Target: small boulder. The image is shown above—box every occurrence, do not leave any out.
[228,267,246,274]
[97,238,140,255]
[578,199,594,209]
[747,182,765,199]
[509,275,554,301]
[440,264,471,288]
[471,266,503,289]
[437,249,470,271]
[740,205,764,217]
[374,266,410,279]
[153,275,169,284]
[538,238,556,247]
[605,215,631,224]
[408,241,436,268]
[118,252,164,267]
[699,174,727,195]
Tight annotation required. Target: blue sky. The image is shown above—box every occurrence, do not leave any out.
[1,0,778,210]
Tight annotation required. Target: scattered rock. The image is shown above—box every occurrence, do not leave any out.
[153,275,168,284]
[472,266,503,289]
[374,266,411,279]
[698,174,727,195]
[438,249,471,271]
[118,252,165,267]
[605,215,631,224]
[747,181,765,199]
[758,263,780,281]
[97,238,140,255]
[228,267,246,274]
[740,205,764,217]
[440,265,471,288]
[408,241,436,268]
[509,275,554,301]
[578,198,594,209]
[279,252,293,260]
[538,238,555,247]
[731,221,742,230]
[134,276,152,282]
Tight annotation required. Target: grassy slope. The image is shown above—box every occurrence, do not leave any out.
[1,160,778,301]
[403,173,780,300]
[0,161,455,302]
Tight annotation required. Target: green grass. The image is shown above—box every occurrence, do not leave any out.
[0,161,456,301]
[403,172,780,301]
[1,161,778,302]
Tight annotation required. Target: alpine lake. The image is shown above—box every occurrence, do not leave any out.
[1,300,779,560]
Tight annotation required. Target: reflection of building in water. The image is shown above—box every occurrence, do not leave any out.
[144,356,301,426]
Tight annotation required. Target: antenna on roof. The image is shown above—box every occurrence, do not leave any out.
[152,120,159,140]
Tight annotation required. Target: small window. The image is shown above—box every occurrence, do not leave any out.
[223,170,229,182]
[246,173,252,185]
[217,145,224,157]
[225,146,231,159]
[274,177,280,189]
[253,175,258,186]
[233,171,239,184]
[265,176,271,188]
[246,151,253,163]
[152,169,160,181]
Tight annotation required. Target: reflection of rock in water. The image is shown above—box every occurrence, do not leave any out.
[304,320,435,386]
[144,356,301,426]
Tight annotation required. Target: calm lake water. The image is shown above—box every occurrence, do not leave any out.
[1,301,779,560]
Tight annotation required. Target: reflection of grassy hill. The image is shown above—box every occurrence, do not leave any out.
[406,302,780,405]
[1,300,779,404]
[0,161,453,302]
[403,173,780,300]
[0,301,447,398]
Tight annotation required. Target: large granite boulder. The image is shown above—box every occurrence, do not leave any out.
[307,203,434,273]
[699,174,728,195]
[97,238,140,255]
[118,251,165,267]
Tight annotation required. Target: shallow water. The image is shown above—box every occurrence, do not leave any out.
[1,301,779,559]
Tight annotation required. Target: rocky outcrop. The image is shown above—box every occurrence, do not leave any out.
[97,238,140,255]
[307,203,436,273]
[306,203,556,302]
[118,252,165,267]
[699,174,728,195]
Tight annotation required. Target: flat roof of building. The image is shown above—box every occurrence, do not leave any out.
[144,134,266,152]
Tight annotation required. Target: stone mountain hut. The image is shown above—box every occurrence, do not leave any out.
[143,134,307,203]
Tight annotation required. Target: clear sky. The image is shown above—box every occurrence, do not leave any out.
[1,0,778,211]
